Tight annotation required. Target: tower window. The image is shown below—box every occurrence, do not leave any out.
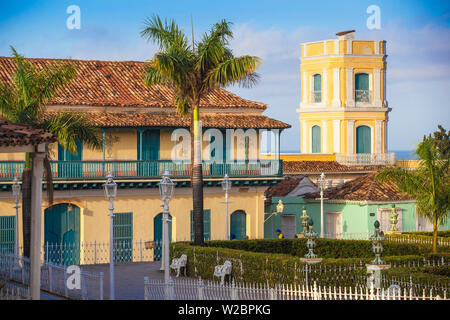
[355,73,371,103]
[312,74,322,103]
[311,125,321,153]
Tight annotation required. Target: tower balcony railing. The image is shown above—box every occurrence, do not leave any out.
[335,153,396,166]
[311,91,322,103]
[0,159,283,181]
[355,90,372,103]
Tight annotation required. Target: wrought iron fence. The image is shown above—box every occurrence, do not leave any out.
[335,152,396,166]
[0,252,104,300]
[144,277,447,300]
[355,89,372,103]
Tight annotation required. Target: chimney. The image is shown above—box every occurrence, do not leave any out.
[336,30,355,40]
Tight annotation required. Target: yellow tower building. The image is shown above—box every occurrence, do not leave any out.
[297,30,394,165]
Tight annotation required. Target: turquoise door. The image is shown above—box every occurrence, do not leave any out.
[311,126,321,153]
[113,212,133,263]
[230,210,246,240]
[137,130,160,177]
[355,73,369,102]
[0,216,15,253]
[356,126,371,154]
[190,210,211,241]
[58,140,83,178]
[153,213,172,261]
[44,203,80,265]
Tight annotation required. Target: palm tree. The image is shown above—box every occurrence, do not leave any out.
[140,16,261,245]
[0,47,102,257]
[375,137,450,253]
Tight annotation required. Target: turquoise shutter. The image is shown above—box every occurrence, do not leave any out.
[313,74,321,91]
[356,126,371,154]
[113,212,133,262]
[230,210,246,240]
[0,216,15,253]
[312,126,321,153]
[190,210,211,241]
[355,73,369,90]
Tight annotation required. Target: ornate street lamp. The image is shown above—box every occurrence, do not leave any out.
[159,169,174,284]
[221,174,232,240]
[301,206,309,237]
[103,172,117,300]
[366,220,391,291]
[317,172,327,238]
[12,177,21,258]
[264,199,284,223]
[388,204,400,234]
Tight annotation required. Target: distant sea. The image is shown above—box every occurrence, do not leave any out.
[278,150,418,160]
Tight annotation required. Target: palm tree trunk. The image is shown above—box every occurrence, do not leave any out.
[432,215,438,253]
[192,105,204,246]
[21,153,32,258]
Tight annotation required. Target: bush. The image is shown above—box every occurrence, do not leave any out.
[204,238,449,259]
[170,242,449,288]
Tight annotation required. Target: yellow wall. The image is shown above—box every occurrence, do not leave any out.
[0,186,267,260]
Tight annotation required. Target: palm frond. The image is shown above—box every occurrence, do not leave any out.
[140,15,189,51]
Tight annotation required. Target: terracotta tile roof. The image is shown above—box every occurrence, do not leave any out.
[304,172,413,202]
[264,176,306,200]
[283,161,386,174]
[0,118,56,147]
[0,57,266,110]
[336,30,355,36]
[43,111,291,129]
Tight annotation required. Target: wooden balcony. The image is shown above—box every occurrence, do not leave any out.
[0,160,283,181]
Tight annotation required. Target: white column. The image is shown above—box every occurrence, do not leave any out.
[334,39,339,54]
[322,120,327,153]
[346,68,355,107]
[375,120,383,154]
[347,40,353,54]
[374,41,380,55]
[302,71,308,106]
[333,120,341,153]
[30,151,45,300]
[384,121,388,153]
[302,120,307,154]
[347,120,355,154]
[374,69,382,107]
[383,68,388,107]
[322,68,328,107]
[332,68,341,107]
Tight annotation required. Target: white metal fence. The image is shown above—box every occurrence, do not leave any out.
[0,282,30,300]
[144,277,447,300]
[0,253,104,300]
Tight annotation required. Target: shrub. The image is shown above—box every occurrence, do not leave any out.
[170,242,449,288]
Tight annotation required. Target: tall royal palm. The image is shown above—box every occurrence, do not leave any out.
[141,16,261,245]
[0,47,102,257]
[375,137,449,253]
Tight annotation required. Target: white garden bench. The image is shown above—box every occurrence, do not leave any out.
[213,260,232,285]
[169,254,187,277]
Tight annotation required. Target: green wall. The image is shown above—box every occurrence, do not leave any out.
[264,196,425,238]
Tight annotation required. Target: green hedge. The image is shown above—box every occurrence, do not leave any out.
[170,242,449,288]
[204,238,449,259]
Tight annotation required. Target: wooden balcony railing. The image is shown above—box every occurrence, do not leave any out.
[0,160,283,181]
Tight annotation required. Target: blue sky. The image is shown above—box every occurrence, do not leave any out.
[1,0,449,152]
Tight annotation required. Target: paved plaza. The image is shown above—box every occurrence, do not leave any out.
[82,261,165,300]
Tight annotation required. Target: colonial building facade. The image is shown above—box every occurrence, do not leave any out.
[0,57,290,263]
[297,30,394,166]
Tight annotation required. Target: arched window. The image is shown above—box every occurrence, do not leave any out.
[312,74,321,103]
[355,73,370,103]
[356,125,371,154]
[311,125,321,153]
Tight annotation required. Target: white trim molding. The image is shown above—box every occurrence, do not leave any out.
[373,68,382,107]
[333,120,341,153]
[302,120,307,154]
[322,120,328,153]
[322,68,328,107]
[347,120,355,154]
[375,120,383,154]
[346,68,355,107]
[332,68,341,107]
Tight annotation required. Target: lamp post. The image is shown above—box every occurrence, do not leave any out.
[103,172,117,300]
[12,177,21,258]
[159,169,174,284]
[221,174,232,240]
[317,172,327,238]
[301,206,309,237]
[264,199,284,223]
